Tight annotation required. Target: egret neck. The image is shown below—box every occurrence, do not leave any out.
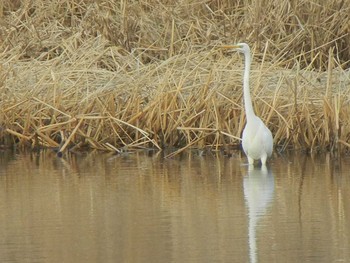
[242,49,255,122]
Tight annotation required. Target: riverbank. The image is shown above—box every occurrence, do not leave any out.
[1,0,349,155]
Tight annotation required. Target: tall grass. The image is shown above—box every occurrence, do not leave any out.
[0,0,350,155]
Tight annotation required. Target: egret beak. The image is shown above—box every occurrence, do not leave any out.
[220,45,241,49]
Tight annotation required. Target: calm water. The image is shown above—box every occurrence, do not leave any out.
[0,150,349,263]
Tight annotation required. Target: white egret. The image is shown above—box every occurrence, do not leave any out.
[224,43,273,165]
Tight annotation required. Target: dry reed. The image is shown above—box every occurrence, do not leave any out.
[0,0,350,155]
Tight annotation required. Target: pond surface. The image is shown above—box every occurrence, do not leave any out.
[0,150,349,263]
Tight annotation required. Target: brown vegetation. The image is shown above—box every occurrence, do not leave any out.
[0,0,350,155]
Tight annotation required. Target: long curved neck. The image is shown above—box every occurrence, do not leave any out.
[243,50,255,121]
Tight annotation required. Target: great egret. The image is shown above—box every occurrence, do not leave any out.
[224,43,273,165]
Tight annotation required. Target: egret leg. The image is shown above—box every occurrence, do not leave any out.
[261,155,267,166]
[261,165,268,174]
[247,156,254,165]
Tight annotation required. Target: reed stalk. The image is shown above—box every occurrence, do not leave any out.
[0,0,349,155]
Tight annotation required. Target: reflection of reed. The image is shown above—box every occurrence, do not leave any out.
[1,151,350,262]
[244,165,275,263]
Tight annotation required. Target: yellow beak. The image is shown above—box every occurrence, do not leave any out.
[220,45,241,49]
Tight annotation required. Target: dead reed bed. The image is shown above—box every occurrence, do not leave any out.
[0,0,350,155]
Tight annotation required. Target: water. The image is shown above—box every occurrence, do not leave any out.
[0,150,349,263]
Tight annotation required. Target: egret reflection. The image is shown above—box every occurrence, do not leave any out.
[243,165,275,263]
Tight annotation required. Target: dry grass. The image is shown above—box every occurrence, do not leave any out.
[0,0,350,155]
